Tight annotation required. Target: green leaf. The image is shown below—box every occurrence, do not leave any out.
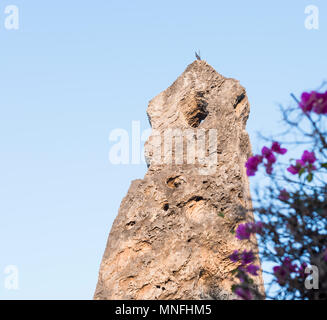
[321,163,327,169]
[307,173,313,182]
[218,212,225,218]
[298,168,305,177]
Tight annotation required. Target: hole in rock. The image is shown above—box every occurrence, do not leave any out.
[166,175,185,189]
[181,91,208,127]
[233,92,245,109]
[126,221,135,227]
[188,196,204,202]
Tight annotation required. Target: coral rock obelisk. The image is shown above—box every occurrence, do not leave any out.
[94,60,264,299]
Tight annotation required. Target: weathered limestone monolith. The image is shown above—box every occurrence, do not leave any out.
[94,60,264,299]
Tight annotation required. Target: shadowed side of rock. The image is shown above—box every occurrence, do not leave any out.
[94,60,264,300]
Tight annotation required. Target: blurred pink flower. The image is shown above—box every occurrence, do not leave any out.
[241,250,255,265]
[287,160,305,175]
[271,142,287,155]
[246,264,260,276]
[299,90,327,114]
[278,189,290,201]
[301,150,317,164]
[245,155,263,176]
[229,250,240,263]
[235,287,252,300]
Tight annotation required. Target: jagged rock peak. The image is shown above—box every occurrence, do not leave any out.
[94,60,264,300]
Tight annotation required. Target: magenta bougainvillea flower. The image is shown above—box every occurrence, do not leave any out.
[232,222,265,299]
[301,150,317,164]
[246,264,260,276]
[299,90,327,114]
[273,265,288,286]
[235,223,252,240]
[278,189,290,201]
[262,146,277,164]
[287,160,305,175]
[300,91,317,112]
[273,257,298,285]
[245,142,287,177]
[287,166,298,175]
[235,287,252,300]
[287,151,317,176]
[261,145,277,175]
[271,142,287,155]
[313,92,327,114]
[245,155,263,176]
[229,250,240,263]
[264,163,273,175]
[235,222,263,240]
[241,250,255,265]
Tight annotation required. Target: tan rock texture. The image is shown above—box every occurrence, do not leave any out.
[94,60,264,300]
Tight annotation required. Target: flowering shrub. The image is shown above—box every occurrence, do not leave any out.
[245,142,287,176]
[231,88,327,300]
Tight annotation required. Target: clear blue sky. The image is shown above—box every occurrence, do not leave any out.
[0,0,326,299]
